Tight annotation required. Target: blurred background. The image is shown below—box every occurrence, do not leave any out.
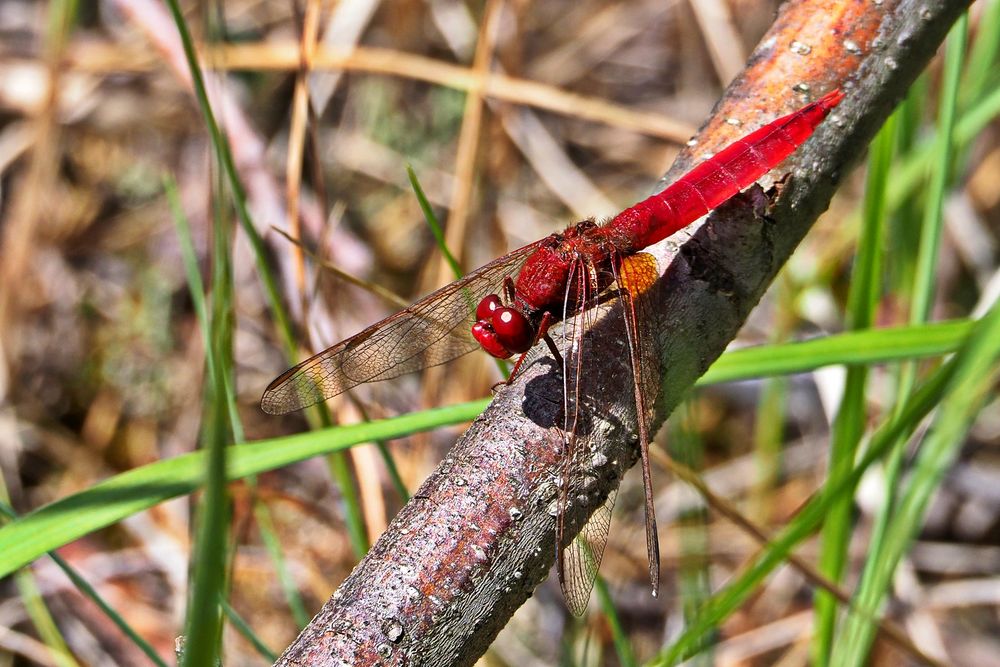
[0,0,998,665]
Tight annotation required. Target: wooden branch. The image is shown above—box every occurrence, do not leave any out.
[274,0,972,664]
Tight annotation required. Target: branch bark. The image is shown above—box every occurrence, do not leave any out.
[275,0,972,664]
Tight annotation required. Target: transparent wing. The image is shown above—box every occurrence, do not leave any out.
[561,488,617,617]
[261,239,546,414]
[556,256,618,616]
[615,252,661,597]
[555,252,662,615]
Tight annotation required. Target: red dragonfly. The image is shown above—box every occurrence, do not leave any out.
[262,89,844,615]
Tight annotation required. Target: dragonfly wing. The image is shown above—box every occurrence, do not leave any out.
[615,252,661,596]
[560,488,617,617]
[555,252,661,613]
[261,239,545,414]
[555,256,619,615]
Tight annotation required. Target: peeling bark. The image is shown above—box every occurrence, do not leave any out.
[275,0,973,664]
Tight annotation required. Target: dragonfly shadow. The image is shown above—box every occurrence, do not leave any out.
[519,358,563,430]
[518,327,635,448]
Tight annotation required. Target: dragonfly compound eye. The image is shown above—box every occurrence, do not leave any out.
[471,321,513,359]
[492,307,533,354]
[475,294,503,322]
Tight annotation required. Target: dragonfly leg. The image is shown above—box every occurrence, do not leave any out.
[489,344,535,392]
[536,312,564,368]
[503,311,561,384]
[498,274,563,367]
[500,351,531,388]
[541,333,563,368]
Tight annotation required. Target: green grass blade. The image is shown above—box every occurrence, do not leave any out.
[0,502,169,667]
[697,320,971,385]
[323,449,370,556]
[408,165,463,281]
[163,0,369,576]
[181,127,235,667]
[910,15,967,326]
[594,574,636,667]
[375,441,411,502]
[836,276,1000,667]
[165,174,247,440]
[831,112,911,667]
[0,401,486,579]
[1,485,76,667]
[652,355,959,665]
[168,174,312,631]
[406,165,510,380]
[162,0,294,357]
[254,502,311,627]
[672,406,714,667]
[961,0,1000,110]
[954,0,1000,174]
[15,569,78,667]
[812,329,870,664]
[839,78,1000,251]
[813,101,897,666]
[48,548,170,667]
[157,16,247,664]
[887,78,927,293]
[832,15,969,666]
[220,596,279,662]
[164,174,213,373]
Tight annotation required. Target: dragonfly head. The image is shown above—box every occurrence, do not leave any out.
[472,294,534,358]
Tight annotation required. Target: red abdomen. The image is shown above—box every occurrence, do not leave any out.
[609,89,844,251]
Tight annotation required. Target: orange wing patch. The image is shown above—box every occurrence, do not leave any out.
[618,252,659,297]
